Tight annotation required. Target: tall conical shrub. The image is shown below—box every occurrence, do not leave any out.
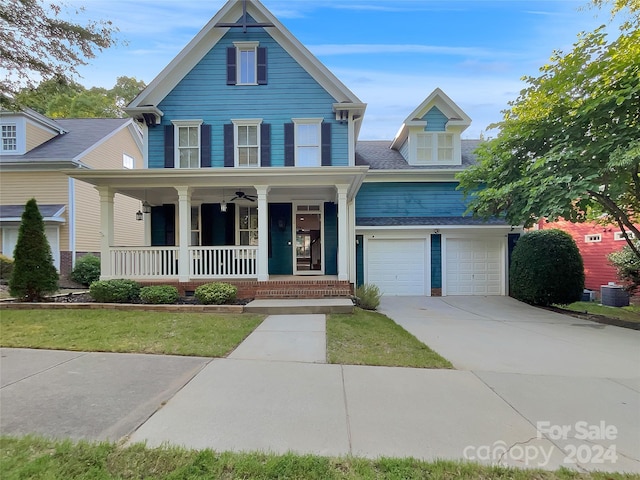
[9,198,59,301]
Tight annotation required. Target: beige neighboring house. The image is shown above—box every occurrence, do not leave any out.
[0,108,144,275]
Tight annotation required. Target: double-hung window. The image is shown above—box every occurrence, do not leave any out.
[415,132,454,163]
[294,119,322,167]
[233,119,261,167]
[1,124,17,152]
[173,120,202,168]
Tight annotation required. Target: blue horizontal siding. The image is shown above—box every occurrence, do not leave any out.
[355,182,467,218]
[149,27,348,168]
[423,106,447,132]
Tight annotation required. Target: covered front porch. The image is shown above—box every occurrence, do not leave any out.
[67,167,367,284]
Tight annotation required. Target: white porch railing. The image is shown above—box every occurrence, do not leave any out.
[189,246,257,278]
[109,246,258,279]
[110,247,179,277]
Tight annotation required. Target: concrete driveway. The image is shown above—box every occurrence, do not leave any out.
[379,296,640,472]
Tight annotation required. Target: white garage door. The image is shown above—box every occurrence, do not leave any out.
[367,239,425,295]
[446,238,502,295]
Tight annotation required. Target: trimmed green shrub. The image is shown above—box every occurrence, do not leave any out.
[0,254,14,281]
[139,285,180,304]
[70,254,101,286]
[89,279,140,303]
[9,198,58,301]
[510,229,584,306]
[355,283,382,310]
[194,282,237,305]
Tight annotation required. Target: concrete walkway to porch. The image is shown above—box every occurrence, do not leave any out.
[228,314,327,363]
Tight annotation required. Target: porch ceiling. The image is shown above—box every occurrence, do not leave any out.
[64,167,368,203]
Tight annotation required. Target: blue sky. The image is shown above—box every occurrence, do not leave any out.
[65,0,612,140]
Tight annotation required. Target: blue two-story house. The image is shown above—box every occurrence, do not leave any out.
[69,0,521,297]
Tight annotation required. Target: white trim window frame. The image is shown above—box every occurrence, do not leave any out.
[614,231,636,241]
[234,41,259,85]
[1,123,17,152]
[122,153,135,169]
[237,205,259,246]
[293,118,322,167]
[415,132,455,164]
[173,120,202,169]
[232,119,262,168]
[585,234,602,243]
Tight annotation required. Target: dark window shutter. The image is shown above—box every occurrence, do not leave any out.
[227,47,237,85]
[200,124,211,167]
[321,122,332,166]
[261,123,271,167]
[284,123,294,167]
[223,123,234,167]
[257,47,267,85]
[164,125,174,168]
[164,204,176,246]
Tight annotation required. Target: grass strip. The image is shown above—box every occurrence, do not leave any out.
[327,308,453,369]
[0,309,264,357]
[561,302,640,324]
[1,435,635,480]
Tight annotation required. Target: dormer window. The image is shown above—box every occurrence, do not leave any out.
[1,124,17,152]
[416,132,454,164]
[227,42,267,85]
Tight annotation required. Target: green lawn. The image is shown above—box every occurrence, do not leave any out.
[0,309,264,357]
[327,308,452,369]
[561,302,640,324]
[1,436,634,480]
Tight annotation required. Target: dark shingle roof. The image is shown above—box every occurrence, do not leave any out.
[0,118,131,162]
[0,204,65,219]
[356,216,509,227]
[356,139,481,170]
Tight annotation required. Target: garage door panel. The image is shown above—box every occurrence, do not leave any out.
[446,238,503,296]
[367,239,425,296]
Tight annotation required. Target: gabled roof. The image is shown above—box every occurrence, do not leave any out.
[126,0,363,117]
[0,204,66,222]
[0,118,142,166]
[0,108,67,134]
[356,139,481,170]
[391,88,472,150]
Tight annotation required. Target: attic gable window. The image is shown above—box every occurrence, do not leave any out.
[227,42,267,85]
[1,124,17,152]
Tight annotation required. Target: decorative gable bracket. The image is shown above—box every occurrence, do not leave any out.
[124,106,164,127]
[333,103,366,124]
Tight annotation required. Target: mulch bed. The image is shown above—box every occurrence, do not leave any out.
[543,305,640,331]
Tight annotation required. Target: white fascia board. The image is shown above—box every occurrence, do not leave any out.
[356,225,517,231]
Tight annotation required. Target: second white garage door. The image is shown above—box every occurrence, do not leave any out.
[445,238,503,295]
[367,239,426,295]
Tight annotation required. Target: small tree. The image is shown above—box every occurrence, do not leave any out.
[510,229,584,306]
[608,241,640,293]
[9,199,58,301]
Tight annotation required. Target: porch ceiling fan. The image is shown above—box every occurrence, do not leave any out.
[229,190,257,202]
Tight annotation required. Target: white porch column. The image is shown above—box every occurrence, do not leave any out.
[255,185,270,281]
[175,186,191,282]
[336,184,349,281]
[96,186,114,280]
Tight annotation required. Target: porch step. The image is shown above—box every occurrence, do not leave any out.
[244,299,354,315]
[253,280,352,299]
